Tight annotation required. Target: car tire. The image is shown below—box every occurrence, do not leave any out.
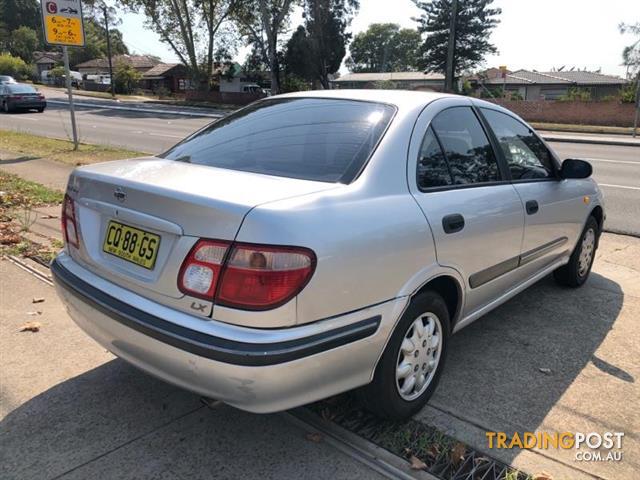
[553,215,599,288]
[37,107,45,113]
[2,101,9,113]
[358,290,450,420]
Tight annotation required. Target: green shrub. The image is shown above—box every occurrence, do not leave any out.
[280,75,311,93]
[0,53,31,80]
[619,82,638,103]
[559,87,592,101]
[114,63,142,94]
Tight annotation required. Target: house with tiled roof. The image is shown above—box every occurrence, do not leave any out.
[74,55,161,75]
[141,63,190,93]
[480,69,628,100]
[330,71,445,91]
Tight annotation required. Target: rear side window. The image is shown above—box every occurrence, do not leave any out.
[480,108,555,180]
[161,98,395,183]
[417,126,452,188]
[431,107,500,185]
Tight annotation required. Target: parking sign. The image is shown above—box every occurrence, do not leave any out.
[41,0,85,47]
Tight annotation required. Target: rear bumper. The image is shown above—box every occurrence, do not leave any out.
[52,253,406,412]
[9,100,46,109]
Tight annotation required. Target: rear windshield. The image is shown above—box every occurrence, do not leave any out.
[161,98,395,183]
[7,84,37,93]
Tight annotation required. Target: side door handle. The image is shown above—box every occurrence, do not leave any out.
[442,213,465,234]
[526,200,539,215]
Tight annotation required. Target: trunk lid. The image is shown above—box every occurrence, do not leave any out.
[66,157,337,314]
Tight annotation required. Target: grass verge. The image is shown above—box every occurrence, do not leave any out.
[309,395,533,480]
[1,171,64,262]
[0,130,145,165]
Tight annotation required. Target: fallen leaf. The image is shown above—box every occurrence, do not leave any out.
[427,445,440,458]
[538,368,552,374]
[20,321,41,332]
[409,455,427,470]
[450,442,466,465]
[533,472,553,480]
[32,297,45,303]
[305,432,323,443]
[40,215,59,219]
[26,311,42,315]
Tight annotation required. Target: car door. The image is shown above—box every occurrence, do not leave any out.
[408,99,525,317]
[477,106,586,278]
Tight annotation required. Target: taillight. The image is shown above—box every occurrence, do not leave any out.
[61,194,79,248]
[217,243,316,310]
[178,240,229,299]
[178,240,316,310]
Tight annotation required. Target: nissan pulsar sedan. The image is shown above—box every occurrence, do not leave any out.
[53,90,604,419]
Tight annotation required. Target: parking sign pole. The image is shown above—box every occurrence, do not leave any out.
[62,46,79,150]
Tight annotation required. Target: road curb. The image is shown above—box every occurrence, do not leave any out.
[46,99,223,118]
[542,135,640,148]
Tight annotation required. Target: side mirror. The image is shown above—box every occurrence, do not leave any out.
[561,159,592,179]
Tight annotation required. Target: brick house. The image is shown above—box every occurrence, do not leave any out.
[330,71,445,91]
[479,69,628,100]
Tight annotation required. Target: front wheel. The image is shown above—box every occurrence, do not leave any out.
[358,291,450,420]
[2,102,9,113]
[554,215,599,287]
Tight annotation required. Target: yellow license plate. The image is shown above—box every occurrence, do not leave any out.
[103,220,161,270]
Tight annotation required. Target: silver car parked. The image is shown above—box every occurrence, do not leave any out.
[53,90,604,419]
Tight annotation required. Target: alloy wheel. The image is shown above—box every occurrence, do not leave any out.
[395,312,443,401]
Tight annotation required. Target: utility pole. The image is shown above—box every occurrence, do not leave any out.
[62,46,79,150]
[444,0,458,93]
[634,71,640,138]
[102,3,116,99]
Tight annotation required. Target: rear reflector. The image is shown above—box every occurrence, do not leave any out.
[178,240,229,299]
[61,194,79,248]
[178,240,316,310]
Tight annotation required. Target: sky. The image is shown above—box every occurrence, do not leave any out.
[116,0,640,78]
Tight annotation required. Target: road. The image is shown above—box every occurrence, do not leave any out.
[1,96,638,235]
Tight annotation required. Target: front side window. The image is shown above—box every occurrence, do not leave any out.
[431,107,500,185]
[161,98,395,183]
[481,108,555,180]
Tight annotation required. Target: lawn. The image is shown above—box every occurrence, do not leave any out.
[0,130,144,166]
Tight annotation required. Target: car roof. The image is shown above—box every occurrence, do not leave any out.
[276,89,456,111]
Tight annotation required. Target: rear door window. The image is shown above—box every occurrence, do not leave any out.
[431,107,500,185]
[161,98,395,183]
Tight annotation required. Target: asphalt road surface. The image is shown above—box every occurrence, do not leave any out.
[1,98,638,236]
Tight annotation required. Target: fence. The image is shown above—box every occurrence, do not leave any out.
[487,99,635,127]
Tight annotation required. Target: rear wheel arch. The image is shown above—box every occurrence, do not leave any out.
[413,275,462,332]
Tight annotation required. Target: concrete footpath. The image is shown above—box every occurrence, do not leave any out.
[539,130,640,148]
[0,259,386,480]
[417,233,640,479]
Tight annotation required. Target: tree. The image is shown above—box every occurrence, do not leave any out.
[346,23,421,72]
[114,62,142,93]
[619,22,640,77]
[234,0,298,94]
[67,18,129,68]
[0,0,43,53]
[120,0,239,86]
[302,0,358,88]
[8,26,38,63]
[413,0,501,77]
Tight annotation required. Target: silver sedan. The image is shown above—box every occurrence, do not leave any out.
[53,90,604,419]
